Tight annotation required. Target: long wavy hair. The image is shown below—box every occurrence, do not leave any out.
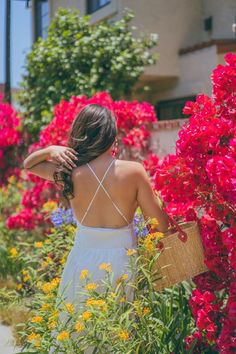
[53,104,118,208]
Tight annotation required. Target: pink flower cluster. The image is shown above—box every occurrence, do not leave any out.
[150,53,236,352]
[8,92,157,229]
[0,96,22,184]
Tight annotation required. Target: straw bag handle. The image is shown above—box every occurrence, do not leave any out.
[155,193,188,242]
[164,210,188,243]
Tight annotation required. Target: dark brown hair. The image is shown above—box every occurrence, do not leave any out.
[53,104,117,207]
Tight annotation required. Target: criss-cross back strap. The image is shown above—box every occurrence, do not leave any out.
[80,159,130,226]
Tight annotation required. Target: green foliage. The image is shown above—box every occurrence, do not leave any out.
[19,8,158,137]
[8,218,195,353]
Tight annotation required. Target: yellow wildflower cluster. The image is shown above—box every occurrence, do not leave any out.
[86,298,105,307]
[9,247,18,258]
[150,217,159,227]
[48,310,59,329]
[34,241,43,248]
[42,200,58,212]
[64,303,74,314]
[22,269,30,282]
[133,300,151,317]
[118,330,129,341]
[27,332,41,348]
[99,262,112,272]
[57,331,69,341]
[7,175,16,184]
[41,277,60,293]
[42,256,53,268]
[126,248,137,256]
[75,320,85,333]
[116,273,129,285]
[17,283,23,291]
[31,315,43,323]
[82,310,92,321]
[41,303,50,311]
[79,269,89,279]
[85,282,98,291]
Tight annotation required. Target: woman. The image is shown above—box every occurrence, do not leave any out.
[23,104,169,350]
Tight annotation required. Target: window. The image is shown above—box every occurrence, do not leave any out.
[87,0,111,14]
[156,96,196,121]
[34,0,49,41]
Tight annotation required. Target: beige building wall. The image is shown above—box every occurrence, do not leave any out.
[47,0,236,157]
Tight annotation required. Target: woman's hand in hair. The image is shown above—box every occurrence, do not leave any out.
[49,145,79,171]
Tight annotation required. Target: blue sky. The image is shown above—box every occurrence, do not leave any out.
[0,0,32,88]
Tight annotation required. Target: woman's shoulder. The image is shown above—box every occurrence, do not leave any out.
[115,159,145,175]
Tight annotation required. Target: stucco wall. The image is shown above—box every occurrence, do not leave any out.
[202,0,236,41]
[150,44,218,101]
[151,127,180,158]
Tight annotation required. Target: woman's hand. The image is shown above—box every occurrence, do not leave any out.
[49,145,79,171]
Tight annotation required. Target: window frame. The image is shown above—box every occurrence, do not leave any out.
[87,0,111,15]
[156,96,197,121]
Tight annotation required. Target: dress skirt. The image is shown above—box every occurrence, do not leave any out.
[49,222,137,353]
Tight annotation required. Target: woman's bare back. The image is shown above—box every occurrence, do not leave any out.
[70,158,140,228]
[70,155,169,232]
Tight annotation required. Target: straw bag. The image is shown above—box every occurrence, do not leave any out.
[153,214,208,291]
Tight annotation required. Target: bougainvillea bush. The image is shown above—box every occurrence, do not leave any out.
[0,96,23,185]
[6,91,157,230]
[149,53,236,353]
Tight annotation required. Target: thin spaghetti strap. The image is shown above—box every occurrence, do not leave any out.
[86,160,130,225]
[80,159,115,225]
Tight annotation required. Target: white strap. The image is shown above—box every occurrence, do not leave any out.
[86,161,130,225]
[80,159,115,225]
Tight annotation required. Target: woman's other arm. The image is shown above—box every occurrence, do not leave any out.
[136,163,169,233]
[23,146,78,181]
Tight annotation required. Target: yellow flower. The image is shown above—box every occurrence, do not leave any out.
[7,175,16,184]
[80,269,89,279]
[31,316,43,323]
[86,298,106,307]
[41,278,60,293]
[27,332,41,347]
[75,321,85,332]
[116,274,129,285]
[85,283,98,291]
[126,248,137,256]
[16,182,23,189]
[150,217,159,226]
[52,277,61,286]
[27,332,40,342]
[60,257,66,265]
[152,232,164,240]
[23,275,30,282]
[41,303,50,311]
[99,262,112,272]
[65,303,74,314]
[119,296,126,303]
[48,320,57,329]
[48,311,59,324]
[44,239,51,244]
[118,330,129,341]
[143,238,155,252]
[57,331,69,341]
[143,307,151,315]
[42,201,58,212]
[34,241,43,248]
[9,247,18,258]
[82,311,92,321]
[17,283,22,290]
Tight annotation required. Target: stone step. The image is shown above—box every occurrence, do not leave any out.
[0,323,22,354]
